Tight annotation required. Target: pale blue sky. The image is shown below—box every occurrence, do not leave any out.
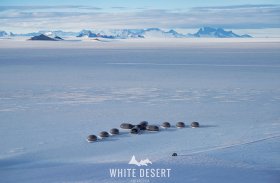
[1,0,280,8]
[0,0,280,34]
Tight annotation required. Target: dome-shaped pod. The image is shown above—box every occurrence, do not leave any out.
[110,128,119,135]
[172,153,177,156]
[130,127,140,134]
[138,121,148,129]
[87,135,97,142]
[161,122,171,128]
[120,123,134,129]
[99,131,109,138]
[176,122,185,128]
[139,121,148,126]
[146,125,159,131]
[135,124,146,130]
[191,121,200,128]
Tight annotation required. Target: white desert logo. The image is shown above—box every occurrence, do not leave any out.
[128,155,152,166]
[109,155,171,180]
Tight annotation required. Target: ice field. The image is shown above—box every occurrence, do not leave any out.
[0,39,279,183]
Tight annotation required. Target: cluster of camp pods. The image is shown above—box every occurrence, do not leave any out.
[87,121,200,143]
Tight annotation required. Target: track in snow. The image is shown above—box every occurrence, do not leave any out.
[178,134,280,156]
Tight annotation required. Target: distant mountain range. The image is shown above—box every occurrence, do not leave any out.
[29,34,64,41]
[1,27,252,39]
[0,31,14,37]
[192,27,251,38]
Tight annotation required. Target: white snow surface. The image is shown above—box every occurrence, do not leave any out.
[0,39,279,183]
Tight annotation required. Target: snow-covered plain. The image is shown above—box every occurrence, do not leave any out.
[0,39,279,183]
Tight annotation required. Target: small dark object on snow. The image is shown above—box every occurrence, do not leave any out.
[110,128,119,135]
[146,125,160,131]
[191,121,200,128]
[130,127,140,134]
[176,122,185,128]
[172,153,177,156]
[87,135,97,142]
[138,121,148,130]
[162,122,171,128]
[120,123,134,129]
[99,131,109,138]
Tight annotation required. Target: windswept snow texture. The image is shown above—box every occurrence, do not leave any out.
[0,40,280,183]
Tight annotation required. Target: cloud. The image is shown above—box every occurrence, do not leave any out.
[181,4,280,28]
[0,4,279,32]
[192,4,278,10]
[0,5,102,12]
[111,6,127,10]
